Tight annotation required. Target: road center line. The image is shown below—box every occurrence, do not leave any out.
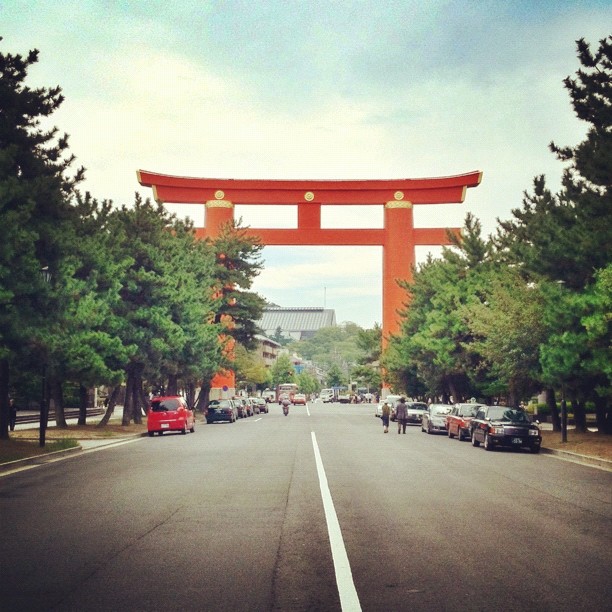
[311,431,362,612]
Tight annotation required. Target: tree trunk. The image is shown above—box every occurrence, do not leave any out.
[167,374,178,396]
[132,368,145,423]
[196,381,211,413]
[97,386,120,427]
[0,359,9,440]
[546,388,560,432]
[78,384,88,425]
[593,395,611,434]
[122,372,134,425]
[572,395,588,433]
[51,380,68,428]
[186,382,196,410]
[447,381,459,405]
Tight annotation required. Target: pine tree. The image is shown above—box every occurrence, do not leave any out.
[0,40,83,438]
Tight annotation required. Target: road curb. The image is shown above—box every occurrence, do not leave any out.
[0,434,147,475]
[0,445,83,473]
[540,447,612,471]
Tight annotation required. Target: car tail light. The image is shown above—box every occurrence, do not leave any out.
[490,425,504,435]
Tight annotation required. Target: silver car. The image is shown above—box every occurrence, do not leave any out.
[421,404,452,434]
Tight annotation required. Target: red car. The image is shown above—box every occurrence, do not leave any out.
[292,393,307,405]
[447,403,484,441]
[147,396,196,436]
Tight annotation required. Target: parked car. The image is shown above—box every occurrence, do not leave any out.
[470,406,542,453]
[320,388,335,403]
[247,397,265,414]
[234,397,249,418]
[421,404,452,434]
[254,397,268,413]
[405,401,428,424]
[147,396,195,436]
[262,390,276,403]
[376,395,401,419]
[447,403,484,441]
[293,393,307,405]
[206,399,238,424]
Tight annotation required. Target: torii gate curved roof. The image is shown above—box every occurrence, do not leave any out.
[137,170,482,205]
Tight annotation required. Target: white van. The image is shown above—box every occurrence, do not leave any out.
[320,388,335,403]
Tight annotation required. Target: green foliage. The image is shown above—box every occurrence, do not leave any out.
[350,364,381,391]
[385,214,491,402]
[210,219,266,351]
[0,39,84,437]
[384,37,611,432]
[355,324,382,364]
[296,370,319,395]
[463,267,548,404]
[269,353,295,387]
[234,343,271,390]
[325,363,344,387]
[288,324,362,369]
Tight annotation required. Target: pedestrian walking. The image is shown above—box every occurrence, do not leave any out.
[395,397,408,434]
[381,402,391,433]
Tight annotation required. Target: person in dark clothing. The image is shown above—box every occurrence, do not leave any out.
[395,397,408,434]
[9,398,17,431]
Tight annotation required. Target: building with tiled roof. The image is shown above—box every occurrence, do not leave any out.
[257,307,337,341]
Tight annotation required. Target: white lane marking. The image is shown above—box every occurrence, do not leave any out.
[311,432,362,611]
[306,405,311,416]
[254,417,263,422]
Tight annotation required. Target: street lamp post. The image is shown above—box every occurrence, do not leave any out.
[39,266,51,448]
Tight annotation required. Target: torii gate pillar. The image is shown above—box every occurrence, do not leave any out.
[138,171,482,391]
[383,201,414,338]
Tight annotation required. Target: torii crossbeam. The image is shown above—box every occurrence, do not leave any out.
[138,170,482,395]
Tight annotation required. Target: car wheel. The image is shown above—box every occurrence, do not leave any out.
[206,419,212,424]
[181,424,187,435]
[484,433,494,451]
[190,423,195,433]
[471,431,480,447]
[530,445,541,454]
[457,428,464,442]
[148,431,154,437]
[427,423,432,434]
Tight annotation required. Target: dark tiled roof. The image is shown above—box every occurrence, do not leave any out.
[257,307,336,338]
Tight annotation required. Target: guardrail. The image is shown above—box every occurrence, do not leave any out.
[14,408,105,425]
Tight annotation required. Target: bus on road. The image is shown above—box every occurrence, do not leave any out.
[276,383,298,404]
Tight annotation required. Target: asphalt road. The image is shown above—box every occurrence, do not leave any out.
[1,402,611,611]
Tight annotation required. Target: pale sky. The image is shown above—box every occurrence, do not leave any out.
[3,1,610,328]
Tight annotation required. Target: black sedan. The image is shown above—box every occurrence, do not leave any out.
[470,406,541,453]
[206,399,238,424]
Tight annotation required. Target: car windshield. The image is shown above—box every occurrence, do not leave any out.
[457,405,479,417]
[383,396,401,406]
[407,403,427,410]
[151,399,181,412]
[487,407,530,423]
[210,401,230,409]
[431,405,451,415]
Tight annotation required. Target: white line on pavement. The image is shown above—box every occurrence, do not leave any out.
[311,431,362,612]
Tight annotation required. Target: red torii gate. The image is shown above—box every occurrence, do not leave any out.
[138,170,482,394]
